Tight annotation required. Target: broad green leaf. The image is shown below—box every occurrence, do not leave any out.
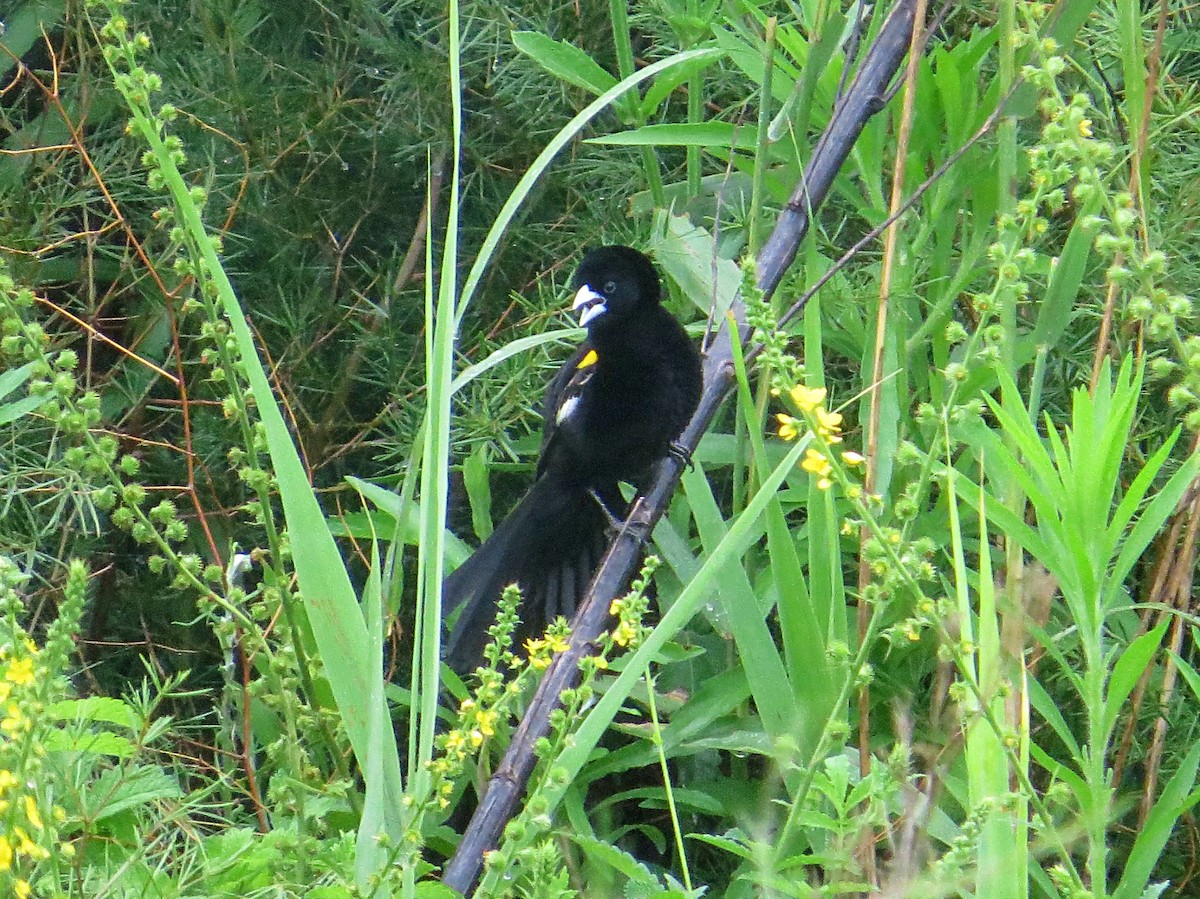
[462,443,493,541]
[639,51,721,118]
[686,832,752,860]
[0,361,35,400]
[682,462,799,741]
[0,393,47,426]
[0,0,67,80]
[43,730,137,757]
[567,833,661,889]
[1104,621,1168,740]
[651,214,742,319]
[1027,674,1081,760]
[512,31,618,96]
[86,766,183,822]
[1022,205,1100,354]
[47,696,137,728]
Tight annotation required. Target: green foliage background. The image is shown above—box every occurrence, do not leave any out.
[3,0,1200,897]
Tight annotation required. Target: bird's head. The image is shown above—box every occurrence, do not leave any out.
[571,245,661,333]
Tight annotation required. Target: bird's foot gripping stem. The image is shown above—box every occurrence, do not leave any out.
[667,440,694,471]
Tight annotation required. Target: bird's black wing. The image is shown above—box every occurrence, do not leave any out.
[536,341,596,480]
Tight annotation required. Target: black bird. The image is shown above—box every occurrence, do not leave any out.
[443,246,703,673]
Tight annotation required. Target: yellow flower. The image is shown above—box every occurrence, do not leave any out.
[547,632,570,654]
[0,834,11,871]
[2,703,27,736]
[612,621,637,648]
[816,477,833,491]
[476,709,497,738]
[1078,118,1092,138]
[841,451,865,466]
[524,637,545,656]
[815,408,843,441]
[0,681,9,704]
[13,826,48,860]
[5,657,34,686]
[801,449,831,477]
[776,413,800,442]
[16,879,31,899]
[789,384,827,413]
[0,769,16,795]
[443,730,467,753]
[24,795,42,830]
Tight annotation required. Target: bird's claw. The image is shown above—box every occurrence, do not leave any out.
[667,440,695,471]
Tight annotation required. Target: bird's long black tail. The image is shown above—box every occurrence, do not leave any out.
[442,476,623,673]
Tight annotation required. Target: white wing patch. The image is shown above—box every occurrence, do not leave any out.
[555,394,581,425]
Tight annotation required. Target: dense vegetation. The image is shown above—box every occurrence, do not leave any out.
[2,0,1200,896]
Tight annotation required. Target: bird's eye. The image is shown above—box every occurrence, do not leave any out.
[602,280,618,295]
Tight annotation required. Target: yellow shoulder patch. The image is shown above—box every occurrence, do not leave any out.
[577,349,599,369]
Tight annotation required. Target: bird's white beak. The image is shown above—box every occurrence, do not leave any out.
[572,285,607,327]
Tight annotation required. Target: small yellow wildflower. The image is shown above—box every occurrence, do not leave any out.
[546,632,570,654]
[476,709,497,738]
[0,769,16,795]
[801,449,831,477]
[1078,118,1092,138]
[776,413,800,442]
[815,407,843,443]
[13,826,48,860]
[841,450,865,466]
[5,657,34,687]
[2,703,27,736]
[469,729,484,748]
[789,384,827,412]
[612,621,637,647]
[816,477,833,491]
[16,879,31,899]
[24,795,42,830]
[592,655,609,670]
[524,637,545,656]
[609,598,624,615]
[0,834,11,871]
